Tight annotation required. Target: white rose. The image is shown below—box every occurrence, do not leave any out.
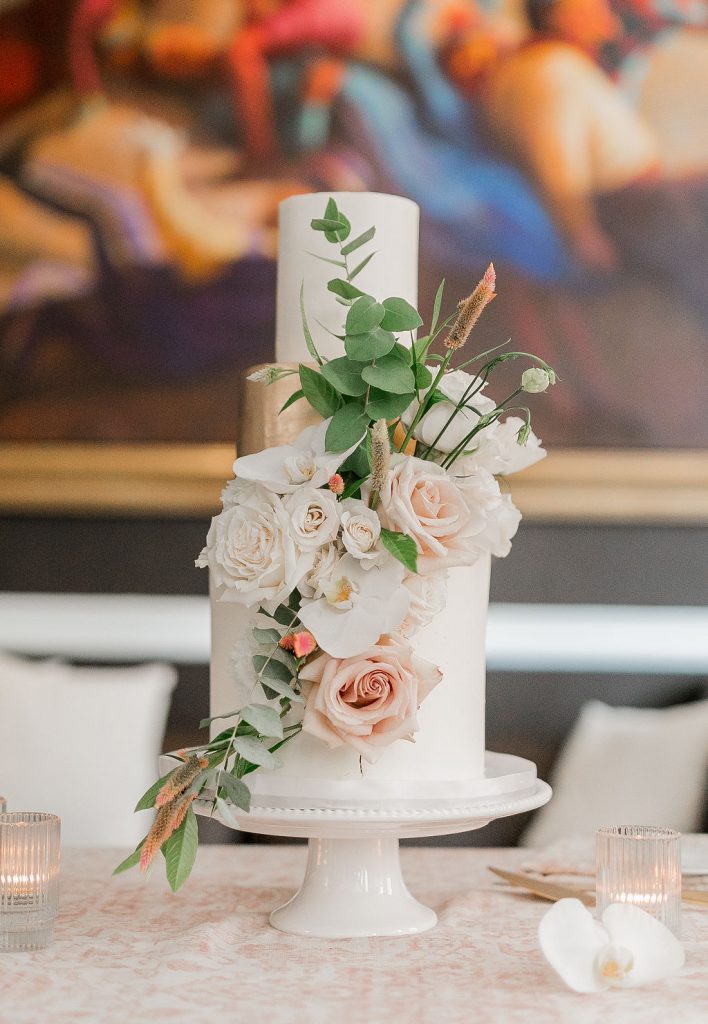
[401,368,497,455]
[339,498,384,567]
[464,417,546,476]
[378,455,481,574]
[285,486,340,550]
[399,570,448,636]
[298,541,342,599]
[452,463,521,557]
[196,482,310,607]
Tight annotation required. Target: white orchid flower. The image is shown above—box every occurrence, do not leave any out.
[233,419,363,494]
[539,899,685,993]
[297,554,409,658]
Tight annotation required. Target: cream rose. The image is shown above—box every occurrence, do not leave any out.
[339,498,384,566]
[285,486,340,550]
[378,456,480,574]
[452,464,521,557]
[299,635,442,761]
[298,541,342,599]
[399,570,448,636]
[196,482,310,607]
[400,368,497,455]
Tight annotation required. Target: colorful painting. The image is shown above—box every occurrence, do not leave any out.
[1,0,706,446]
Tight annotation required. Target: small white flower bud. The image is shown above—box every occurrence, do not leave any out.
[521,367,553,394]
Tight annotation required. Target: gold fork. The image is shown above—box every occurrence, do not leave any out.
[488,866,708,907]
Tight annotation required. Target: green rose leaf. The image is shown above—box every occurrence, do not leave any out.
[325,402,369,453]
[345,326,396,361]
[327,278,365,301]
[252,654,293,683]
[346,295,385,335]
[365,389,415,419]
[163,805,198,892]
[239,703,284,740]
[299,364,339,417]
[380,297,423,333]
[219,771,252,812]
[361,354,415,394]
[233,735,283,769]
[380,528,418,574]
[321,356,367,397]
[340,225,375,256]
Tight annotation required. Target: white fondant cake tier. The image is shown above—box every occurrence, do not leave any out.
[210,555,489,806]
[276,192,419,362]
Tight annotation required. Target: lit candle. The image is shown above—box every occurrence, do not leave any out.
[596,825,681,935]
[0,812,61,952]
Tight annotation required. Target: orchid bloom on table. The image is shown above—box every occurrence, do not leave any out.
[539,899,685,993]
[232,419,363,494]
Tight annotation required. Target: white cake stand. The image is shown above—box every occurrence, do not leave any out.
[194,751,550,939]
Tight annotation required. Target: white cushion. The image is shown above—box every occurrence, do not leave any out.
[0,650,176,847]
[523,699,708,848]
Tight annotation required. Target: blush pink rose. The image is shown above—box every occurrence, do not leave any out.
[379,455,481,573]
[299,635,442,762]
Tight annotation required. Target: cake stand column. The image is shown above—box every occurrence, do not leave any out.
[269,836,437,938]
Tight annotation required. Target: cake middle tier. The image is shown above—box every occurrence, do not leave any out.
[210,555,489,806]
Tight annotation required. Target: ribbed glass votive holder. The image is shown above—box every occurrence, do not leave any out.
[0,813,61,951]
[596,825,681,935]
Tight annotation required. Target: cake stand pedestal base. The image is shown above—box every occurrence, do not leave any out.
[269,837,437,938]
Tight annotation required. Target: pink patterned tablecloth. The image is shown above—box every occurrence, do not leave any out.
[3,846,707,1024]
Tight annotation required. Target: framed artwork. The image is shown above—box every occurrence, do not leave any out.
[1,0,706,520]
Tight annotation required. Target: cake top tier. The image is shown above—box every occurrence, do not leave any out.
[275,191,420,363]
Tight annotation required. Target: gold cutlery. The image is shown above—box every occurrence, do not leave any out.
[488,866,708,907]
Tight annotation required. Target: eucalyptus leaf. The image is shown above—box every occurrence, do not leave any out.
[379,528,418,573]
[349,251,376,280]
[340,225,375,256]
[163,806,198,892]
[269,603,298,627]
[327,278,364,301]
[338,440,369,478]
[365,389,415,419]
[300,283,323,366]
[380,297,423,333]
[324,197,339,220]
[321,356,367,397]
[299,364,339,417]
[415,363,433,389]
[233,735,283,769]
[325,212,350,243]
[306,251,346,269]
[279,388,305,414]
[346,295,385,335]
[240,703,284,739]
[310,217,346,232]
[430,278,445,336]
[216,796,242,828]
[260,676,305,704]
[252,627,282,646]
[345,326,396,362]
[219,771,251,812]
[325,402,369,453]
[361,356,415,394]
[252,654,293,683]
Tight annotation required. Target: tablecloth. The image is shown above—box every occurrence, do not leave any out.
[3,846,707,1024]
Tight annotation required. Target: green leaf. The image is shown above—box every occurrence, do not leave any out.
[321,356,367,397]
[219,771,251,811]
[430,279,445,336]
[413,334,432,363]
[310,217,346,232]
[306,251,346,269]
[279,388,305,414]
[338,440,369,477]
[414,363,433,389]
[300,282,323,366]
[240,703,284,739]
[113,839,145,875]
[252,627,282,646]
[324,197,339,220]
[325,213,351,243]
[260,676,305,704]
[365,389,415,419]
[299,364,339,418]
[345,326,396,362]
[233,735,282,769]
[135,767,179,812]
[325,402,369,453]
[163,806,198,892]
[252,654,293,683]
[349,251,376,281]
[391,342,413,365]
[340,225,375,256]
[269,603,298,627]
[346,295,385,335]
[361,355,415,394]
[379,528,418,573]
[380,297,423,333]
[327,278,365,301]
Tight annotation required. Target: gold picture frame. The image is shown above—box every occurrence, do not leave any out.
[1,443,706,523]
